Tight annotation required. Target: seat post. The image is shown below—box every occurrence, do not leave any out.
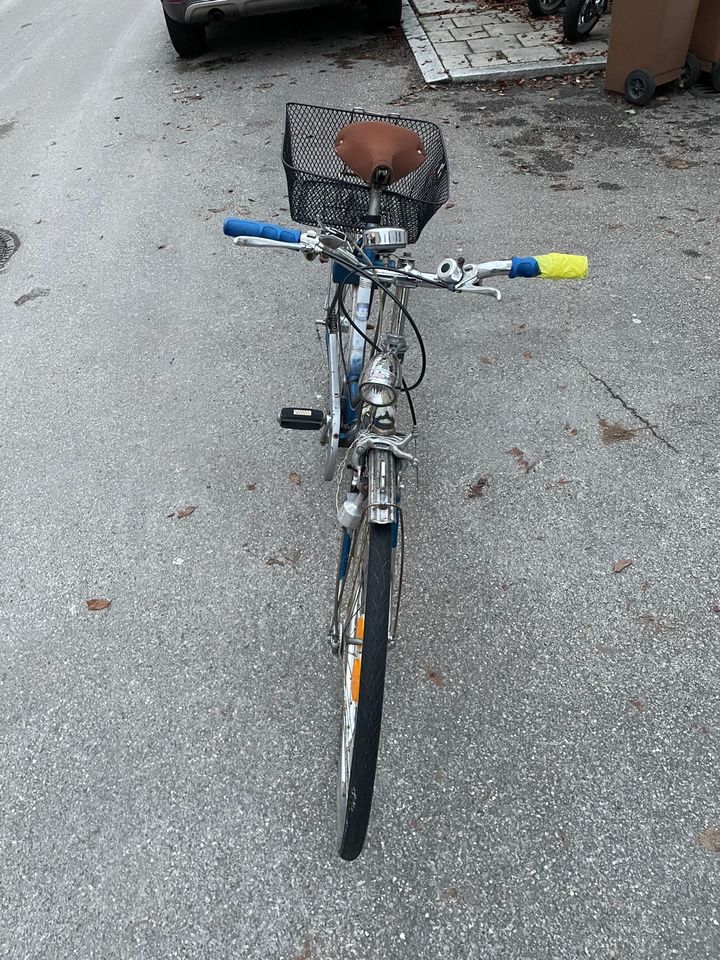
[365,185,383,230]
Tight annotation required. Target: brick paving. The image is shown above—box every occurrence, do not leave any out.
[402,0,609,83]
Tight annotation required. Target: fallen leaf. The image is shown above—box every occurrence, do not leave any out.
[246,482,257,491]
[479,356,492,364]
[289,472,301,485]
[612,559,633,574]
[266,549,301,568]
[445,202,455,209]
[713,605,720,614]
[468,476,489,498]
[557,477,570,485]
[294,936,315,960]
[508,447,530,471]
[14,287,50,307]
[157,244,167,250]
[522,351,533,360]
[564,424,578,436]
[630,698,645,712]
[176,506,197,518]
[698,828,720,853]
[599,418,638,444]
[425,667,444,688]
[663,156,690,170]
[86,599,111,611]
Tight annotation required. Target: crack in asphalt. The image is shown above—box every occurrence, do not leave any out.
[577,360,680,453]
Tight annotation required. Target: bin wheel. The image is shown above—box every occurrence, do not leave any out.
[624,70,656,106]
[679,54,701,89]
[711,61,720,93]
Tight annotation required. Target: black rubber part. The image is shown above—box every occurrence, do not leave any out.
[164,12,207,58]
[278,407,325,430]
[624,69,656,106]
[527,0,563,15]
[680,54,701,89]
[337,523,392,861]
[366,0,402,29]
[711,61,720,93]
[563,0,602,42]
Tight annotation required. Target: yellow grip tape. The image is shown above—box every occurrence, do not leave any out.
[536,253,589,280]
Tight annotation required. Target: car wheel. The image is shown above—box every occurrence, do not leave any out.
[164,12,207,58]
[366,0,402,29]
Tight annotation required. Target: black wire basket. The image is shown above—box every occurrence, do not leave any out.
[282,103,450,245]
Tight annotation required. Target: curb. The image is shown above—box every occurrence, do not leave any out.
[401,0,449,84]
[448,56,607,83]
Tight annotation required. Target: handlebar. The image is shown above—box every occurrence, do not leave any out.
[223,218,302,244]
[223,217,588,291]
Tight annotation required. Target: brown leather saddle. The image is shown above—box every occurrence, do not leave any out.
[335,121,427,186]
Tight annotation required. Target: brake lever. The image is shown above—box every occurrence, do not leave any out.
[463,285,502,300]
[454,265,502,300]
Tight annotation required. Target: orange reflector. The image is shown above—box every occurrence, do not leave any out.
[351,658,361,703]
[356,615,365,640]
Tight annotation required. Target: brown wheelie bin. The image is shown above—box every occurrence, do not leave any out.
[690,0,720,91]
[605,0,702,105]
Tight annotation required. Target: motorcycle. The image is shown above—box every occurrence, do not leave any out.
[527,0,610,43]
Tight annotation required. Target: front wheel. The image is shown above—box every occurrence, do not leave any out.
[366,0,402,29]
[335,520,393,861]
[163,12,207,58]
[563,0,603,41]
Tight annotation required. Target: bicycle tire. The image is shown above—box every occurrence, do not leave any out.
[336,521,392,861]
[527,0,564,15]
[563,0,601,41]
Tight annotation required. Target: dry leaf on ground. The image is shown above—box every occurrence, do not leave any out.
[599,418,638,444]
[508,446,531,470]
[468,476,489,498]
[176,506,197,518]
[86,599,111,611]
[698,828,720,853]
[612,559,633,574]
[289,472,301,485]
[425,667,445,688]
[664,157,690,170]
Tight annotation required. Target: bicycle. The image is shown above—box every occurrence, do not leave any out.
[527,0,611,42]
[223,103,588,860]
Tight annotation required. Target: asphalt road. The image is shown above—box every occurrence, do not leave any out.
[1,1,719,957]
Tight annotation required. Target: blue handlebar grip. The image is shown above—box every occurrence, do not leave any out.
[508,257,540,279]
[223,218,302,243]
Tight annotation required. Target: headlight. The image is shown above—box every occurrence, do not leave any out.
[359,354,398,407]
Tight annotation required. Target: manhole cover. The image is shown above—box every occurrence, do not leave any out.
[0,229,20,268]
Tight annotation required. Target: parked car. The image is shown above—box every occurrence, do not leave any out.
[161,0,401,57]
